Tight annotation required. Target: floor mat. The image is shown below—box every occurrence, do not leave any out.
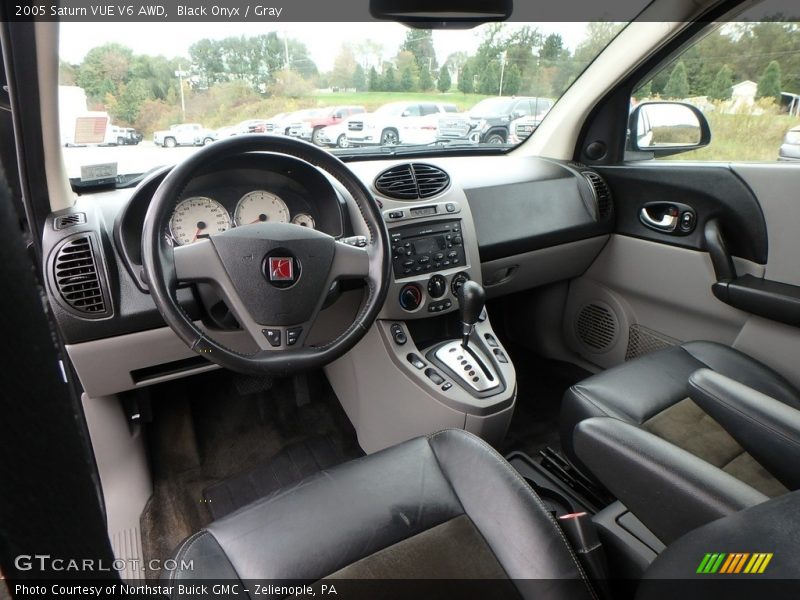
[497,345,591,458]
[140,370,360,578]
[203,435,361,520]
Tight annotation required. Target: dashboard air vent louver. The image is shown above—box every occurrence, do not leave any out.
[582,171,613,220]
[53,234,108,316]
[374,163,450,200]
[54,212,87,230]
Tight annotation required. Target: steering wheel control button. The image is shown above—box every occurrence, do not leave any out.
[425,368,445,385]
[263,250,301,289]
[407,353,426,370]
[286,327,302,346]
[427,275,447,299]
[399,283,423,311]
[262,329,282,347]
[390,323,407,345]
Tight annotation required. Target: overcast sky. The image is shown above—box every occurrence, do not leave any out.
[59,22,591,72]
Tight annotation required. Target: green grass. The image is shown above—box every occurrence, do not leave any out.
[310,90,491,112]
[666,111,797,162]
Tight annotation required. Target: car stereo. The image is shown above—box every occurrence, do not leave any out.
[390,220,465,278]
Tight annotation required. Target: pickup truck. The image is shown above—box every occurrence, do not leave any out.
[153,123,216,148]
[287,105,365,145]
[346,101,458,146]
[437,96,553,144]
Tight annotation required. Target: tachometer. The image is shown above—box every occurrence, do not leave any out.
[169,196,231,246]
[234,190,290,226]
[291,213,316,229]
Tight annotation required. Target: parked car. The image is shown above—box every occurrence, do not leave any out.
[346,101,458,146]
[438,96,554,144]
[111,126,143,145]
[315,120,352,148]
[287,106,366,145]
[507,99,555,143]
[263,112,292,134]
[153,123,216,147]
[779,125,800,160]
[235,119,268,134]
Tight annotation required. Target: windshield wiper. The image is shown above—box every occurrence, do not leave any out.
[334,141,509,158]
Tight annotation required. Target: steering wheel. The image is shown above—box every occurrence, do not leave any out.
[141,135,391,376]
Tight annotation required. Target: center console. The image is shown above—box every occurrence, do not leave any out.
[324,190,517,454]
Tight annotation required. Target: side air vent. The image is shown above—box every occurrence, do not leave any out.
[374,163,450,200]
[54,212,87,230]
[575,302,618,352]
[582,171,613,220]
[53,234,109,316]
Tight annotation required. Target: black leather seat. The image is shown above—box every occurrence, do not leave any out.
[561,341,800,497]
[167,429,596,599]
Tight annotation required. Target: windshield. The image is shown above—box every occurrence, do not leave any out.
[469,97,517,117]
[58,21,626,178]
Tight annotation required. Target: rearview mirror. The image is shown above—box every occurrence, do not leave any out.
[629,102,711,157]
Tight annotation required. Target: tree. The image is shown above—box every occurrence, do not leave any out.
[503,64,521,95]
[419,64,434,91]
[437,66,451,93]
[76,43,133,101]
[708,65,733,100]
[352,64,367,91]
[267,69,313,98]
[664,61,689,99]
[478,62,501,95]
[458,63,474,94]
[540,33,566,62]
[756,60,782,103]
[633,80,652,100]
[331,44,357,89]
[382,64,398,92]
[368,66,381,91]
[400,65,415,91]
[400,29,437,72]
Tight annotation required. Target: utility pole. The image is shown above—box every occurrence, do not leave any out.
[175,65,187,121]
[498,51,507,96]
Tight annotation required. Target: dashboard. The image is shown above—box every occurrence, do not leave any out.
[42,151,614,396]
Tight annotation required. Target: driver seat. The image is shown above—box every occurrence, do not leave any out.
[166,429,595,598]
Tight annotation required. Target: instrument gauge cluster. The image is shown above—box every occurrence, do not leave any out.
[168,188,317,246]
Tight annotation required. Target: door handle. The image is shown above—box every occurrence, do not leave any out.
[640,206,679,232]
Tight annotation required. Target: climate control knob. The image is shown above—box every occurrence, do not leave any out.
[399,283,423,311]
[427,275,447,299]
[451,272,470,296]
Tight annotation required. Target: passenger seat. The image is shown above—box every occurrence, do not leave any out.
[560,341,800,497]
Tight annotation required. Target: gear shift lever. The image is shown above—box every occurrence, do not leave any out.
[457,280,485,349]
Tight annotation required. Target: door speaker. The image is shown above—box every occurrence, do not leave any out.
[575,302,619,353]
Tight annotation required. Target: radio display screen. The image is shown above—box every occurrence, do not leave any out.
[412,236,445,255]
[410,206,437,218]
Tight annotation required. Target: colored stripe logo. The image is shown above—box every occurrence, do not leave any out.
[696,553,773,574]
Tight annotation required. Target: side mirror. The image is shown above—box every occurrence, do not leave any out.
[629,102,711,157]
[401,110,411,117]
[511,110,525,119]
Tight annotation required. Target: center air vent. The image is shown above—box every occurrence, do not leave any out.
[374,163,450,200]
[53,234,109,316]
[582,171,613,220]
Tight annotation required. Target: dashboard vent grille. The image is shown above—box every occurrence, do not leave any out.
[413,163,450,198]
[54,213,87,230]
[374,163,450,200]
[53,235,108,316]
[576,303,618,352]
[582,171,613,220]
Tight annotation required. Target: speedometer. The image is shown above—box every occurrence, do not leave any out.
[169,197,231,246]
[234,190,290,226]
